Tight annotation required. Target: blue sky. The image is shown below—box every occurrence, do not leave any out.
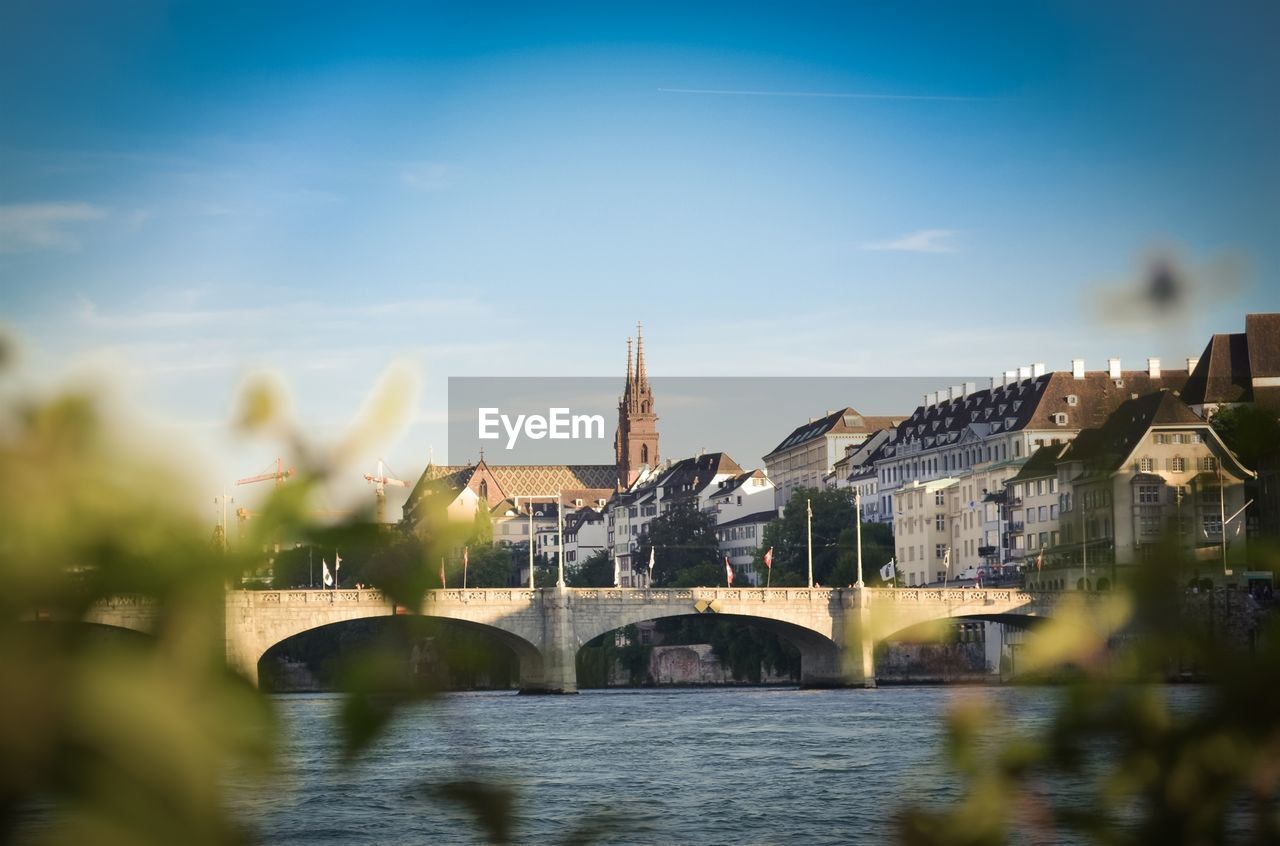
[1,1,1277,515]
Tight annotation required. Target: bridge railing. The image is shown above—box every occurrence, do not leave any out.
[227,586,1044,606]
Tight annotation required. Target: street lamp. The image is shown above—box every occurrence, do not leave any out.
[806,498,814,588]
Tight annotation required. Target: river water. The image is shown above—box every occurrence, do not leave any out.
[235,686,1108,845]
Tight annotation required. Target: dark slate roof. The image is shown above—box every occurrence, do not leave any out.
[708,469,767,499]
[716,509,778,530]
[878,369,1189,461]
[1246,313,1280,378]
[764,407,905,458]
[1008,442,1070,483]
[1181,333,1253,406]
[658,452,745,499]
[1058,391,1204,473]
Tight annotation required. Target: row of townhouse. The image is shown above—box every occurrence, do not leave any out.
[759,313,1278,590]
[604,452,777,586]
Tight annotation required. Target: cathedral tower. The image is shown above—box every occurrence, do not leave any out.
[615,323,659,488]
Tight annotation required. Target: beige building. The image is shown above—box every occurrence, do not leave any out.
[765,408,904,507]
[1043,391,1254,590]
[894,477,958,586]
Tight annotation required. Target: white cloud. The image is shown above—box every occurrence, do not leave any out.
[0,202,107,253]
[400,161,460,192]
[860,229,959,254]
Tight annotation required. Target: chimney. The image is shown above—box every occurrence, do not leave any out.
[963,381,976,397]
[921,394,929,410]
[1018,365,1032,382]
[1003,370,1016,388]
[1032,362,1046,378]
[940,387,952,403]
[927,392,937,407]
[1108,358,1122,379]
[989,377,997,391]
[1147,357,1161,378]
[1187,357,1199,373]
[950,385,963,403]
[1071,358,1085,379]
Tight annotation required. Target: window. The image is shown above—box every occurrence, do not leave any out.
[1154,434,1170,445]
[935,514,946,530]
[936,544,946,559]
[1027,509,1037,525]
[1066,394,1078,406]
[1203,515,1222,536]
[1200,456,1218,472]
[1036,480,1045,496]
[1138,457,1154,472]
[935,491,946,506]
[1169,456,1186,473]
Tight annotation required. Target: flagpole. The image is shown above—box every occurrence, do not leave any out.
[557,488,565,588]
[855,491,864,587]
[806,498,814,589]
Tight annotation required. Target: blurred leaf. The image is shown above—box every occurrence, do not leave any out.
[435,780,517,845]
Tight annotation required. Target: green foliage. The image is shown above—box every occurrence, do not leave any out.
[634,502,720,587]
[458,543,517,588]
[575,626,651,687]
[897,541,1280,845]
[471,502,494,544]
[754,487,893,586]
[567,550,614,587]
[657,617,801,682]
[1210,403,1280,470]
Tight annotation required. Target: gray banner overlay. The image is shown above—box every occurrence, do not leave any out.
[447,377,979,469]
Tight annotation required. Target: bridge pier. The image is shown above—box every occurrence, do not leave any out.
[798,588,876,688]
[519,588,577,694]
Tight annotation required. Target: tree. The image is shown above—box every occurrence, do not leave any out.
[751,488,895,587]
[1210,403,1280,470]
[567,549,614,587]
[633,502,721,587]
[460,543,517,588]
[470,502,493,544]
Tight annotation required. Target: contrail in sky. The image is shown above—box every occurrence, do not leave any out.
[657,87,992,102]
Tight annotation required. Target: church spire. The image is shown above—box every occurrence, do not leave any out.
[625,336,634,394]
[636,322,647,389]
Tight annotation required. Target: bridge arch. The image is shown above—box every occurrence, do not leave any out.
[225,590,551,689]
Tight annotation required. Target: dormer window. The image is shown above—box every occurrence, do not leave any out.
[1052,413,1068,426]
[1066,395,1078,406]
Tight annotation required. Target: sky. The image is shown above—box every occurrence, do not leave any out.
[1,1,1277,520]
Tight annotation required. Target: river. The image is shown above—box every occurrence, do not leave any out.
[233,685,1118,845]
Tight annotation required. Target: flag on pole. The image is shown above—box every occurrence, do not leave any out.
[463,545,469,589]
[334,551,341,587]
[880,560,895,581]
[943,547,951,570]
[648,546,655,576]
[322,560,333,587]
[725,555,734,587]
[613,554,620,588]
[439,557,446,588]
[764,547,773,569]
[1036,550,1044,572]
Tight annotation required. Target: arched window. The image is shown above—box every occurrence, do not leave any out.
[641,444,649,464]
[479,480,488,500]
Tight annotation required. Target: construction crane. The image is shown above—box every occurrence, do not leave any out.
[236,457,294,488]
[364,458,409,524]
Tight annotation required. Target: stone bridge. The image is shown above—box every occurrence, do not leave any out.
[84,586,1054,692]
